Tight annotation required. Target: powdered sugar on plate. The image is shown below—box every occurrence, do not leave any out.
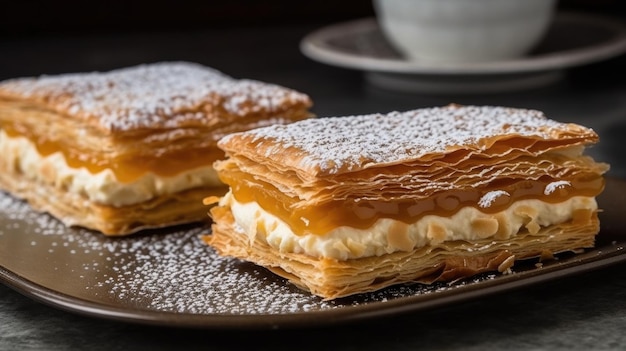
[0,190,468,317]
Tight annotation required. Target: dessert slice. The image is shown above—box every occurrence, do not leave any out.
[204,104,609,300]
[0,61,313,235]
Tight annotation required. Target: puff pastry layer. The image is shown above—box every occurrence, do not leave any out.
[0,61,313,235]
[204,104,609,299]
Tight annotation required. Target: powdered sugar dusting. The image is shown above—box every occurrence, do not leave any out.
[544,180,571,195]
[222,105,594,175]
[478,190,511,208]
[0,61,311,132]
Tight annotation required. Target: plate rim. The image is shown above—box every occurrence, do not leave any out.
[300,12,626,76]
[2,221,626,330]
[4,248,626,329]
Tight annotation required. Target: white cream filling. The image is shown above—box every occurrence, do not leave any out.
[0,129,222,206]
[222,190,597,260]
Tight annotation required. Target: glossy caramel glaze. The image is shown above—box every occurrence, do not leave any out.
[219,169,605,236]
[3,124,221,183]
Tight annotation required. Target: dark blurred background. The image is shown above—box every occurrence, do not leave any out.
[1,0,624,37]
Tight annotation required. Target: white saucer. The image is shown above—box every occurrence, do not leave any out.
[300,12,626,94]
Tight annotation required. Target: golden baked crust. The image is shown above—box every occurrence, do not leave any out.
[216,103,599,178]
[0,61,313,235]
[207,203,598,299]
[205,104,609,299]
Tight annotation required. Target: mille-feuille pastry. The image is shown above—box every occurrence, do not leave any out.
[0,61,313,235]
[204,104,609,300]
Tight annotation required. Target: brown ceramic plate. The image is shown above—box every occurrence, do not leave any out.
[1,178,625,330]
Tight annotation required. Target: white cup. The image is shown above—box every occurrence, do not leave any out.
[373,0,557,63]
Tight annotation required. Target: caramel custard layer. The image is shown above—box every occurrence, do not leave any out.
[2,122,222,183]
[0,129,224,206]
[220,191,598,260]
[220,169,604,236]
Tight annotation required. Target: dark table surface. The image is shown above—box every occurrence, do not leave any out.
[2,13,626,350]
